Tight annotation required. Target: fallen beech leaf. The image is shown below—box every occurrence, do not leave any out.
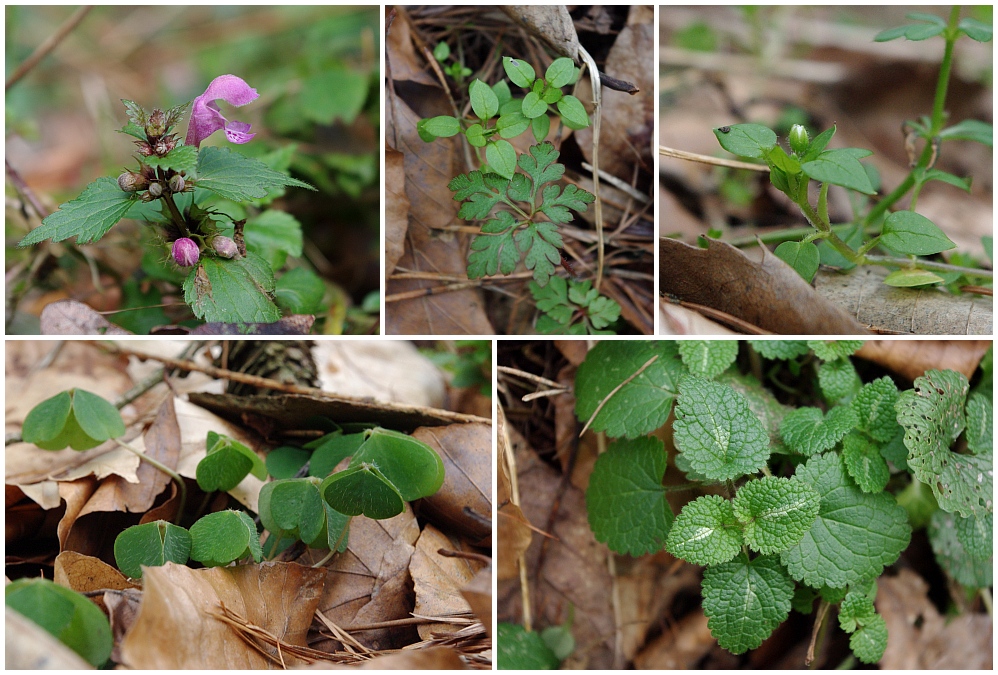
[660,237,868,334]
[461,566,492,639]
[315,341,446,409]
[53,551,137,598]
[386,145,410,276]
[501,5,581,60]
[633,610,714,669]
[411,524,485,638]
[103,589,143,664]
[496,407,532,581]
[119,561,325,669]
[659,298,740,335]
[857,340,991,381]
[39,300,132,335]
[5,606,92,670]
[413,424,491,543]
[814,265,992,334]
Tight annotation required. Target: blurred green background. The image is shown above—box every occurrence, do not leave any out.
[6,6,380,334]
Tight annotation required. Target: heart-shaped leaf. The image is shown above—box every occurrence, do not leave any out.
[21,391,72,444]
[307,431,366,478]
[188,510,262,567]
[321,463,405,520]
[774,241,820,283]
[196,434,267,492]
[22,389,124,452]
[71,389,126,441]
[349,427,445,501]
[258,478,325,545]
[113,520,192,579]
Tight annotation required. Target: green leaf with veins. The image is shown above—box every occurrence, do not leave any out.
[183,253,280,324]
[954,512,992,562]
[896,369,992,518]
[673,374,770,481]
[586,436,673,555]
[964,392,992,455]
[515,221,562,286]
[732,476,820,555]
[531,278,621,334]
[143,145,198,174]
[665,494,742,565]
[807,340,864,361]
[717,372,794,453]
[531,276,573,324]
[714,123,777,159]
[468,78,498,120]
[244,209,303,270]
[538,184,595,224]
[701,554,794,654]
[838,591,887,664]
[774,241,819,283]
[556,95,589,129]
[189,509,262,567]
[497,623,560,669]
[506,173,532,203]
[448,170,510,220]
[780,452,911,588]
[18,177,138,247]
[195,147,315,202]
[838,591,877,633]
[519,142,566,194]
[928,511,992,588]
[818,359,862,404]
[485,140,517,179]
[879,211,956,255]
[679,340,739,379]
[748,340,809,360]
[780,406,858,456]
[575,341,685,439]
[841,433,890,493]
[467,211,519,279]
[853,377,901,442]
[802,148,876,194]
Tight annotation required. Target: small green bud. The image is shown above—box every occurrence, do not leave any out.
[789,124,809,156]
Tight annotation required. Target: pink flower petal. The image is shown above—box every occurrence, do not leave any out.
[185,75,259,148]
[224,121,255,144]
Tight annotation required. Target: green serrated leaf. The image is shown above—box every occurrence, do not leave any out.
[497,623,560,669]
[701,554,794,654]
[575,341,685,439]
[183,253,281,324]
[449,170,509,220]
[733,476,820,555]
[802,149,876,194]
[879,211,956,255]
[467,211,519,279]
[929,510,992,587]
[714,123,777,159]
[143,145,198,174]
[954,512,992,562]
[838,590,877,633]
[678,340,739,379]
[718,372,794,454]
[244,209,303,270]
[965,393,992,455]
[587,295,621,330]
[189,510,262,567]
[518,142,565,193]
[113,520,191,580]
[538,183,595,224]
[849,614,887,664]
[807,341,864,361]
[195,147,315,202]
[748,340,810,360]
[275,267,325,315]
[841,433,890,493]
[18,177,138,247]
[673,374,771,481]
[896,369,991,518]
[781,453,911,588]
[817,359,862,404]
[779,406,859,456]
[531,276,572,323]
[586,436,673,556]
[853,377,902,442]
[665,494,742,565]
[516,220,562,286]
[774,241,820,283]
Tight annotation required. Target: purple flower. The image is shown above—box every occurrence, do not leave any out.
[172,238,200,267]
[185,75,259,148]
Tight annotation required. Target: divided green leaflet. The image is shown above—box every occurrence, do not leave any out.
[113,520,191,579]
[665,494,742,566]
[516,220,562,286]
[673,374,770,481]
[586,436,674,556]
[678,340,739,379]
[780,452,911,588]
[779,405,858,456]
[701,554,794,654]
[732,476,820,555]
[575,341,685,439]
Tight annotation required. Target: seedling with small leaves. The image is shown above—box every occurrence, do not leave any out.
[575,339,992,665]
[530,276,621,334]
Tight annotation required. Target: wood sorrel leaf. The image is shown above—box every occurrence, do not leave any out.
[713,123,777,159]
[469,79,499,121]
[585,436,673,556]
[575,341,685,439]
[306,431,366,477]
[545,57,576,88]
[665,494,742,565]
[780,452,911,588]
[503,56,536,88]
[21,391,73,445]
[196,434,267,492]
[195,146,314,202]
[183,253,281,324]
[349,427,445,501]
[732,476,820,555]
[779,405,858,456]
[801,148,876,194]
[18,177,137,247]
[678,340,739,379]
[701,554,794,654]
[71,389,126,442]
[556,95,589,129]
[321,463,404,519]
[265,445,310,479]
[673,374,771,481]
[113,520,191,579]
[188,509,262,567]
[774,241,819,283]
[258,478,325,545]
[879,210,956,255]
[485,139,517,179]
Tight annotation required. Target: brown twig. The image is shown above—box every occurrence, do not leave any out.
[6,6,94,91]
[660,144,770,172]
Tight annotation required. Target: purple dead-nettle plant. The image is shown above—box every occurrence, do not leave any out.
[186,74,259,148]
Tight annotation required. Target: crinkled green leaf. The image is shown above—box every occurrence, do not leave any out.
[714,123,777,159]
[928,510,992,587]
[448,170,510,220]
[807,340,864,361]
[896,369,992,517]
[879,211,956,256]
[841,433,890,493]
[189,509,262,567]
[244,209,303,271]
[838,590,877,633]
[781,453,911,588]
[113,520,191,580]
[467,212,519,279]
[183,252,281,324]
[718,372,794,453]
[733,476,820,555]
[586,436,673,556]
[497,623,560,669]
[575,341,685,439]
[955,512,992,562]
[665,494,741,565]
[964,392,992,455]
[849,614,887,664]
[18,177,138,247]
[195,147,314,202]
[853,377,902,442]
[515,220,562,286]
[780,406,858,456]
[143,145,197,174]
[673,374,771,481]
[701,554,794,654]
[748,340,810,360]
[817,359,862,404]
[678,340,739,379]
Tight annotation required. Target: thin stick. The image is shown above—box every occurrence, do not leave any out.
[113,439,186,523]
[437,548,491,565]
[806,599,831,667]
[660,145,770,172]
[6,6,94,91]
[497,365,562,389]
[579,46,605,290]
[581,161,650,204]
[385,280,481,302]
[579,355,659,437]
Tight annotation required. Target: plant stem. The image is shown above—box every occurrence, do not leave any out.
[160,193,189,237]
[113,438,186,524]
[312,516,353,568]
[863,254,993,279]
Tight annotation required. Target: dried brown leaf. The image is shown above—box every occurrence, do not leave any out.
[39,299,132,335]
[857,339,992,381]
[386,145,410,276]
[411,524,485,639]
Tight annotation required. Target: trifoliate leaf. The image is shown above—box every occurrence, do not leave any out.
[307,431,365,478]
[838,590,877,633]
[807,340,864,361]
[586,436,673,555]
[732,476,820,555]
[748,340,810,360]
[68,389,126,442]
[113,520,191,580]
[575,341,685,439]
[955,512,992,562]
[321,463,404,519]
[679,340,739,379]
[853,377,902,442]
[258,478,325,545]
[849,614,887,664]
[779,406,858,456]
[701,554,794,654]
[718,372,794,454]
[896,369,992,518]
[497,623,560,669]
[515,220,562,286]
[195,146,314,202]
[781,453,911,588]
[18,177,138,247]
[928,510,992,588]
[348,427,445,502]
[673,375,770,481]
[817,359,862,404]
[265,445,310,479]
[665,494,741,565]
[448,170,510,220]
[841,433,889,493]
[189,510,262,567]
[964,392,992,455]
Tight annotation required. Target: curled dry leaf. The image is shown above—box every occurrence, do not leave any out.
[496,407,532,581]
[500,5,581,60]
[5,606,92,670]
[314,341,446,409]
[386,145,409,276]
[633,610,714,670]
[857,339,992,381]
[120,561,326,669]
[461,566,492,639]
[301,646,467,670]
[410,524,486,639]
[53,551,137,598]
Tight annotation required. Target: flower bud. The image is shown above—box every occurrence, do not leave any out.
[211,235,239,259]
[172,238,200,267]
[168,174,186,193]
[118,171,149,192]
[146,109,167,138]
[147,181,163,198]
[789,124,809,156]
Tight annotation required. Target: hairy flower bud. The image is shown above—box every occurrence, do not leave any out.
[168,174,186,193]
[789,124,809,156]
[211,235,239,259]
[172,238,200,267]
[146,109,167,138]
[117,171,149,193]
[147,181,163,198]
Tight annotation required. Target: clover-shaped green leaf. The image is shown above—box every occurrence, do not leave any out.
[673,374,771,481]
[665,494,742,565]
[265,446,311,479]
[22,389,126,452]
[196,432,267,492]
[306,431,366,478]
[678,340,739,379]
[349,427,445,501]
[852,377,902,442]
[841,433,890,493]
[732,476,820,555]
[113,520,191,579]
[321,463,404,519]
[779,405,858,456]
[189,509,262,567]
[586,436,673,556]
[258,477,326,546]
